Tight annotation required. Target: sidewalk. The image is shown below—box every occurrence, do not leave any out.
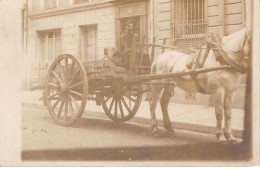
[21,90,244,137]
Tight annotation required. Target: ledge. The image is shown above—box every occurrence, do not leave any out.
[28,1,114,19]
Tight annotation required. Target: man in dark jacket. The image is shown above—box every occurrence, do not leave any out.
[113,20,150,69]
[115,20,138,67]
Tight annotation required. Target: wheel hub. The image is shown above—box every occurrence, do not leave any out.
[60,83,69,95]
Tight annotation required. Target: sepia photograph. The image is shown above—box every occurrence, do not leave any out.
[0,0,259,166]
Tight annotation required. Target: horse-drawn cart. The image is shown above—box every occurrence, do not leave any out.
[30,27,250,142]
[42,36,233,127]
[44,53,147,126]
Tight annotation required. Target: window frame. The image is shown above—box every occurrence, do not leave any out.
[172,0,208,49]
[80,25,98,62]
[38,29,62,67]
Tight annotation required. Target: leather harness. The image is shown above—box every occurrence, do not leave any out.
[188,32,248,94]
[189,44,210,94]
[209,33,248,73]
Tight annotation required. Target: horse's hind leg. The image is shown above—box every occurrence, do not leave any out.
[224,90,237,142]
[160,84,175,138]
[149,83,163,137]
[212,88,225,141]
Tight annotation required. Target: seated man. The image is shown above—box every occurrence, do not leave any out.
[105,20,150,68]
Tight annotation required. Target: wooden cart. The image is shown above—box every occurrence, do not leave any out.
[43,39,231,126]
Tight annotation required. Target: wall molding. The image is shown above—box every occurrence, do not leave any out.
[28,1,114,19]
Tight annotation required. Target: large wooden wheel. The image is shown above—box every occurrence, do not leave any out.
[44,54,88,126]
[101,85,142,123]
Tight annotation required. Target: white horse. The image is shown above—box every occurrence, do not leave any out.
[149,27,251,142]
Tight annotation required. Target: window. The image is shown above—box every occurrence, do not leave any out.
[38,30,62,66]
[81,26,97,62]
[173,0,207,49]
[75,0,90,4]
[45,0,57,9]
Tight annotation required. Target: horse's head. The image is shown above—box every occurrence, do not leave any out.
[221,27,252,73]
[242,27,252,61]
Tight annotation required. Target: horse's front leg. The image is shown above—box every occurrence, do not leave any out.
[212,88,225,141]
[149,84,162,137]
[160,85,176,138]
[224,90,237,142]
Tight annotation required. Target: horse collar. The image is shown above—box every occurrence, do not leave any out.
[210,34,248,73]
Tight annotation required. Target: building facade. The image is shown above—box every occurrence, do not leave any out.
[23,0,249,108]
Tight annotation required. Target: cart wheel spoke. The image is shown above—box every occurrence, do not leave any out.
[68,99,74,119]
[121,97,131,112]
[124,95,136,102]
[69,60,75,79]
[69,68,80,85]
[121,96,131,113]
[118,100,125,118]
[69,94,80,111]
[104,96,112,103]
[64,98,68,121]
[57,99,65,119]
[52,96,62,110]
[69,90,83,98]
[48,83,59,89]
[69,81,83,89]
[51,71,63,84]
[64,57,69,81]
[114,100,118,119]
[108,98,115,113]
[48,93,58,100]
[57,62,66,82]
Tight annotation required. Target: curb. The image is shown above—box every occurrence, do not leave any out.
[22,102,243,138]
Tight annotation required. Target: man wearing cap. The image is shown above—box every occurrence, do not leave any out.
[115,20,138,67]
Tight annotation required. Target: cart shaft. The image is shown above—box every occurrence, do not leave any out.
[125,65,232,83]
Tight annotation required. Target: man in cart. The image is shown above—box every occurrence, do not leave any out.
[116,20,137,67]
[111,20,150,68]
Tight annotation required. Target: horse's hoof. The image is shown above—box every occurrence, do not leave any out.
[166,130,176,139]
[224,133,237,143]
[227,136,237,143]
[152,131,164,138]
[217,136,227,143]
[216,132,222,141]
